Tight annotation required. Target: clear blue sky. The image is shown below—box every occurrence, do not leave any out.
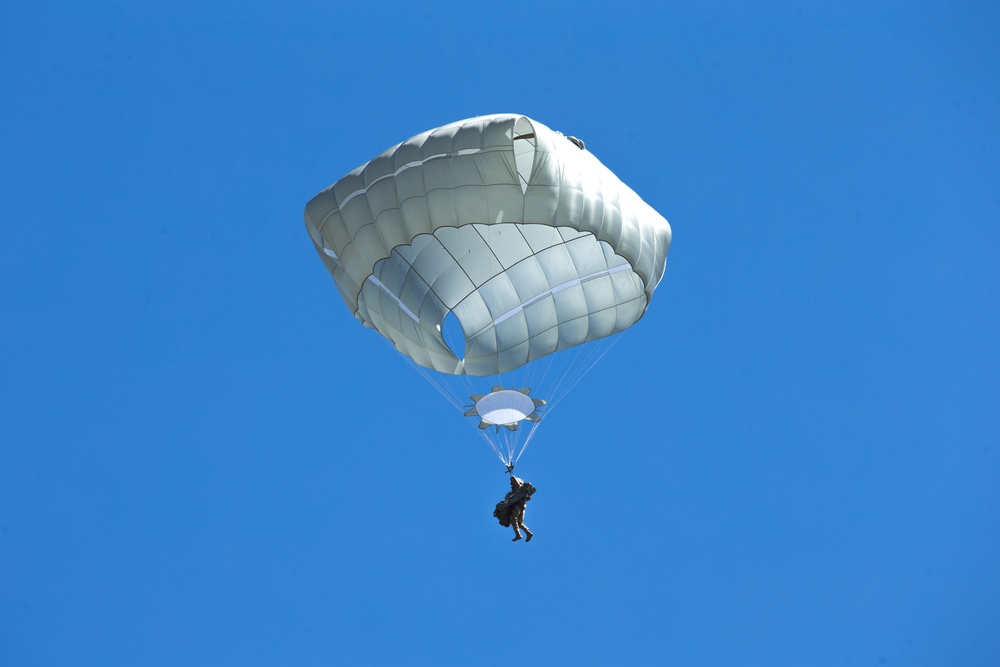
[2,2,998,665]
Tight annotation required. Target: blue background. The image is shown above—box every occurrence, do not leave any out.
[2,1,998,665]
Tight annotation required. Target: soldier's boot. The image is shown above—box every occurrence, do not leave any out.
[524,529,533,542]
[512,529,522,541]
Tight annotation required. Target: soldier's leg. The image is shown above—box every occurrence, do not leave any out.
[511,505,524,540]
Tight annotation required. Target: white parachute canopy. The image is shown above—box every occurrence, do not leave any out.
[305,114,671,467]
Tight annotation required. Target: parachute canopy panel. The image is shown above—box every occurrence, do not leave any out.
[305,114,671,376]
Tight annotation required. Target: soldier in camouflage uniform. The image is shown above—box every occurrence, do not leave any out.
[503,476,534,542]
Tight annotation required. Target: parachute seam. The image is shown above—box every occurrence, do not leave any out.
[446,230,632,337]
[336,147,504,214]
[572,224,615,346]
[490,289,645,357]
[471,224,505,375]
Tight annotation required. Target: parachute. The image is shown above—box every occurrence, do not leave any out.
[305,114,671,467]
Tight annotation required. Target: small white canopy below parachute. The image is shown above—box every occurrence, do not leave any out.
[465,387,546,431]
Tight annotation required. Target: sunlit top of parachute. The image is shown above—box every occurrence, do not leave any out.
[304,114,671,377]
